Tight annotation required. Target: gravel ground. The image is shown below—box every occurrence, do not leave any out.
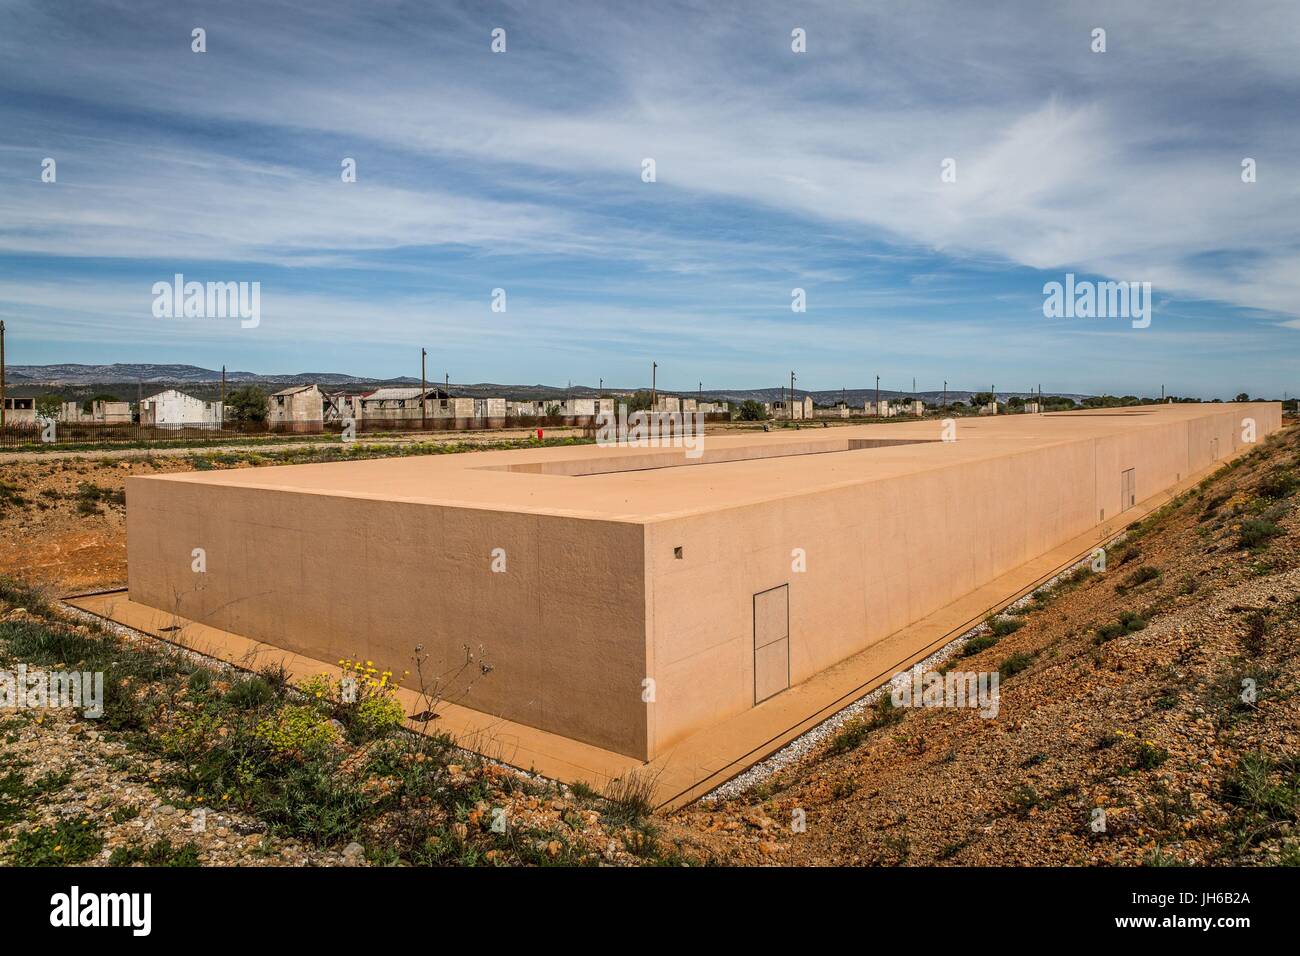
[0,601,691,867]
[1,704,352,866]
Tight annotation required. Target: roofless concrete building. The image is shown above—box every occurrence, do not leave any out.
[100,403,1280,796]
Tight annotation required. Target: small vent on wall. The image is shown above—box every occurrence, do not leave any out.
[673,546,683,559]
[1099,508,1105,521]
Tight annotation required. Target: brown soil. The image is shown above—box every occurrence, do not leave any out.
[0,457,192,592]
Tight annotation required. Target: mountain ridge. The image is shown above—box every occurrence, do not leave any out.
[2,364,1093,402]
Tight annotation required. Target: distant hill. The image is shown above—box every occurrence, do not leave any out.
[2,364,409,387]
[676,387,1092,405]
[1,364,1093,404]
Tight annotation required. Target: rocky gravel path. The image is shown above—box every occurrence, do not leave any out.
[1,707,352,866]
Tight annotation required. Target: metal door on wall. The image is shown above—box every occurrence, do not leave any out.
[1121,468,1136,510]
[753,584,790,704]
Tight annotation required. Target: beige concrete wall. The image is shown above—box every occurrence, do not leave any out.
[643,404,1281,756]
[125,403,1281,763]
[126,483,650,758]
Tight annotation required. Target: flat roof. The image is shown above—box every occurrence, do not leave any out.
[132,404,1272,522]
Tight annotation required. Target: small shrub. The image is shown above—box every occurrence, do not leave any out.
[1010,784,1041,816]
[1094,612,1146,645]
[1221,753,1298,823]
[831,779,858,800]
[1093,622,1123,645]
[1154,688,1179,711]
[1132,741,1169,771]
[601,769,659,827]
[0,765,30,830]
[6,817,103,865]
[224,675,277,710]
[160,711,222,758]
[254,756,371,846]
[75,482,124,508]
[299,660,408,743]
[987,616,1024,638]
[0,577,51,615]
[1200,494,1229,521]
[352,693,407,740]
[1242,612,1268,656]
[999,651,1036,678]
[1143,847,1187,867]
[881,832,911,863]
[961,634,1000,657]
[1239,517,1283,550]
[109,837,201,867]
[1123,565,1162,589]
[568,780,600,802]
[1119,611,1147,632]
[1257,470,1298,500]
[30,768,72,796]
[186,669,212,696]
[254,705,341,758]
[827,695,904,755]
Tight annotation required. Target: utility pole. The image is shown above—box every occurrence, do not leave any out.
[420,348,427,429]
[0,320,6,427]
[221,365,226,426]
[942,380,947,409]
[1161,383,1165,403]
[790,370,796,420]
[599,377,603,397]
[875,374,880,418]
[651,361,657,410]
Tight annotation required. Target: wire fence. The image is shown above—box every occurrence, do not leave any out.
[0,412,733,448]
[0,420,282,449]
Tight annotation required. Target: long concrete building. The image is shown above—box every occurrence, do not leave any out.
[121,403,1280,767]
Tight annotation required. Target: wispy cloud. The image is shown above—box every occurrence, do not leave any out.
[0,0,1296,397]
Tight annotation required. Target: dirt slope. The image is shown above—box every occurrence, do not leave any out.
[665,423,1300,866]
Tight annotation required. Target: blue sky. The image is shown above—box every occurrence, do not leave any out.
[1,0,1298,399]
